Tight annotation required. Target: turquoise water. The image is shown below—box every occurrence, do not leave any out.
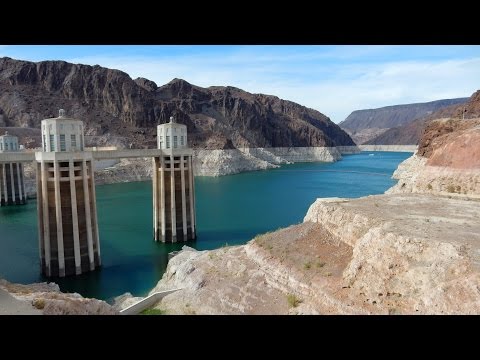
[0,151,411,301]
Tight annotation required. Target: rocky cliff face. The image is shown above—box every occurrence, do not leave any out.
[386,89,480,196]
[0,57,354,150]
[340,98,467,140]
[341,98,468,144]
[363,118,427,145]
[387,153,480,196]
[365,91,480,145]
[146,193,480,315]
[191,147,342,176]
[343,127,389,145]
[426,90,480,121]
[141,106,480,314]
[388,118,480,197]
[417,117,480,160]
[0,279,118,315]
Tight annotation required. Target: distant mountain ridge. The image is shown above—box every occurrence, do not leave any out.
[340,98,468,131]
[0,56,355,149]
[363,118,426,145]
[340,98,468,144]
[365,90,480,145]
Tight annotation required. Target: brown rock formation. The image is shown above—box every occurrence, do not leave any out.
[149,194,480,315]
[366,90,479,146]
[0,57,354,150]
[388,115,480,196]
[418,118,480,163]
[0,279,118,315]
[341,98,468,144]
[417,90,480,159]
[364,118,427,145]
[343,127,389,145]
[427,90,480,121]
[145,92,480,315]
[340,98,468,132]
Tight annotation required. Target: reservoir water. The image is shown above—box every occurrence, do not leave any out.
[0,151,411,301]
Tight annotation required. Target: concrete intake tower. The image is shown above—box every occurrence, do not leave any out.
[0,132,27,206]
[153,116,196,242]
[36,109,101,277]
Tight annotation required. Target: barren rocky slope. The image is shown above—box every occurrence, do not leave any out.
[388,118,480,196]
[0,279,118,315]
[5,101,480,315]
[147,194,480,315]
[0,56,354,150]
[364,118,427,145]
[1,56,359,181]
[343,127,389,145]
[340,98,467,144]
[142,111,480,315]
[366,90,480,145]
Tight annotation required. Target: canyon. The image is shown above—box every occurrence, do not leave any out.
[124,113,480,315]
[2,56,480,315]
[5,115,480,315]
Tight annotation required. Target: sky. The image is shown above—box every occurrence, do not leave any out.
[1,45,479,123]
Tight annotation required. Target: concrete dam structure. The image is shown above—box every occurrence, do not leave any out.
[36,110,100,277]
[153,117,196,242]
[0,110,197,278]
[0,132,27,206]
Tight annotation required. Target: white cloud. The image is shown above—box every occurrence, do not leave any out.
[67,51,480,123]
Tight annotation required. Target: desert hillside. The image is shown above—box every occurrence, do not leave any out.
[0,57,354,150]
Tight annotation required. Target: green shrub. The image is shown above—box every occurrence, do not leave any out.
[140,308,166,315]
[32,298,45,310]
[287,294,302,308]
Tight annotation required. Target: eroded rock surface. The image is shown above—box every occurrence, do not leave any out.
[149,194,480,315]
[0,279,118,315]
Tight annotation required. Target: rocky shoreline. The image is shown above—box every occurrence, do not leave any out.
[388,118,480,197]
[387,154,480,198]
[22,146,361,197]
[192,146,354,176]
[142,192,480,315]
[358,145,417,152]
[125,117,480,314]
[0,279,117,315]
[5,116,480,314]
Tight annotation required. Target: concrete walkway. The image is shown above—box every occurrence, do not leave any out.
[0,288,42,315]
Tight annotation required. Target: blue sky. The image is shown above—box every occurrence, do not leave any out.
[1,45,479,123]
